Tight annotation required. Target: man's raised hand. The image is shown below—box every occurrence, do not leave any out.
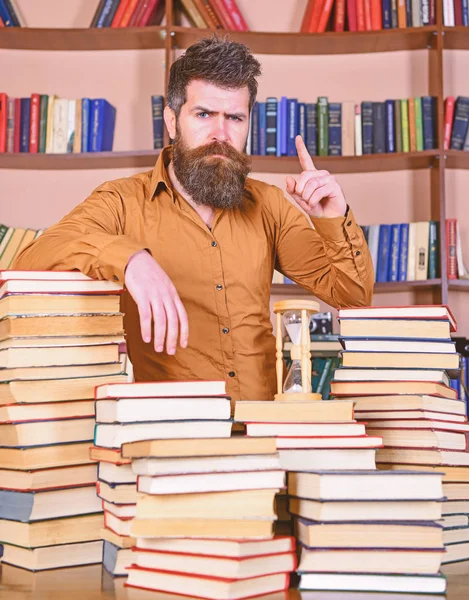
[286,135,347,218]
[124,250,188,355]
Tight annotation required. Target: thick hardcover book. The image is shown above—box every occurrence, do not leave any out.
[450,96,469,150]
[376,223,391,282]
[38,95,48,153]
[414,96,424,151]
[89,99,116,152]
[19,98,30,153]
[328,102,342,156]
[393,98,402,152]
[388,223,401,282]
[151,95,164,149]
[265,97,277,156]
[398,222,409,281]
[384,99,395,152]
[258,102,266,155]
[305,103,317,156]
[317,97,328,156]
[287,98,298,156]
[372,102,385,153]
[361,101,373,154]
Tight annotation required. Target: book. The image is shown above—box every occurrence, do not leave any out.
[137,470,285,495]
[379,463,469,482]
[0,362,124,383]
[289,497,443,522]
[135,489,278,520]
[368,427,469,451]
[96,480,138,505]
[96,396,231,423]
[0,418,94,447]
[89,445,131,465]
[0,343,120,368]
[330,381,457,399]
[0,513,103,547]
[334,369,450,386]
[0,314,124,339]
[0,278,122,298]
[347,394,465,415]
[103,540,132,576]
[130,518,275,540]
[89,99,116,152]
[340,337,456,353]
[341,351,460,371]
[0,540,103,571]
[377,447,469,466]
[131,548,297,579]
[101,526,135,549]
[94,420,233,448]
[121,436,277,459]
[95,379,226,398]
[125,567,289,599]
[296,519,443,549]
[274,436,383,450]
[0,485,102,521]
[234,400,354,423]
[298,572,446,593]
[339,319,452,339]
[244,422,366,437]
[278,448,377,471]
[0,399,95,421]
[288,469,443,501]
[0,464,97,492]
[357,410,466,422]
[338,305,456,329]
[0,442,93,471]
[98,461,136,484]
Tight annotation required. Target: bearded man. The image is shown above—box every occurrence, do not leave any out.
[13,37,373,401]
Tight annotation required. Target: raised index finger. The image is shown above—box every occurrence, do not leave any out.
[295,135,316,171]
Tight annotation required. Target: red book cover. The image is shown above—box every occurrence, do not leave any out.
[454,0,463,25]
[210,0,237,29]
[119,0,140,27]
[0,93,7,153]
[29,93,40,154]
[356,0,366,30]
[430,0,436,24]
[111,0,131,27]
[444,96,455,151]
[334,0,346,31]
[13,97,21,152]
[0,15,4,26]
[363,0,372,29]
[316,0,335,32]
[346,0,357,30]
[136,0,160,25]
[446,218,458,280]
[301,0,316,32]
[128,0,146,26]
[308,0,326,31]
[370,0,382,29]
[221,0,248,31]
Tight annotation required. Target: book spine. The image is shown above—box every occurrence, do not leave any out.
[391,0,398,26]
[90,100,102,152]
[398,222,409,281]
[258,102,266,156]
[408,97,416,152]
[298,102,306,144]
[428,220,439,279]
[280,97,288,156]
[334,0,346,30]
[317,0,335,32]
[388,223,401,282]
[356,0,366,29]
[406,222,416,281]
[347,0,358,30]
[19,97,30,153]
[138,0,161,26]
[328,102,342,156]
[0,0,14,26]
[354,104,362,156]
[317,97,328,156]
[393,99,402,152]
[341,102,355,157]
[421,96,435,150]
[305,103,317,156]
[372,101,385,153]
[192,0,218,27]
[363,0,373,29]
[3,0,20,25]
[415,221,430,281]
[397,0,406,26]
[81,98,91,153]
[446,218,458,280]
[73,99,82,153]
[251,102,259,156]
[6,97,14,152]
[180,0,208,28]
[96,0,119,28]
[376,224,391,282]
[151,95,164,149]
[45,95,55,153]
[450,96,469,150]
[444,96,455,151]
[463,0,469,25]
[29,93,40,154]
[301,0,315,32]
[90,0,107,27]
[414,97,424,151]
[287,99,298,156]
[38,94,48,153]
[129,0,148,26]
[210,0,237,29]
[13,97,21,152]
[401,99,410,152]
[421,0,430,24]
[275,99,282,157]
[221,0,249,31]
[384,99,395,152]
[111,0,131,27]
[361,101,373,155]
[370,0,382,28]
[0,92,6,152]
[382,0,392,26]
[265,97,277,156]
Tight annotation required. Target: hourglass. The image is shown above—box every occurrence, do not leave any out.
[273,299,322,401]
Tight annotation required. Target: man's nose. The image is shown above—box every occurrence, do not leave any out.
[211,116,229,142]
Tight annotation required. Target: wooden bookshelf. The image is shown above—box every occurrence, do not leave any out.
[443,26,469,50]
[271,280,442,297]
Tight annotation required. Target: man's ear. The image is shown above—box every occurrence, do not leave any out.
[164,106,177,140]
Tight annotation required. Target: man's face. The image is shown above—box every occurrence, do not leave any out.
[168,80,252,210]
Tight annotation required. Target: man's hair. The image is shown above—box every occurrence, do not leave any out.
[167,36,262,117]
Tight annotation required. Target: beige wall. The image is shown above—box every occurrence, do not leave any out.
[1,0,468,334]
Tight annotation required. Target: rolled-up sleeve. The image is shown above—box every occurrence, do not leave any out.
[13,186,146,283]
[273,188,374,308]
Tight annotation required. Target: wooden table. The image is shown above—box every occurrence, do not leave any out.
[1,561,468,600]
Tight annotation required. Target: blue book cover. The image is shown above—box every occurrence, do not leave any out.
[405,0,411,25]
[450,96,469,151]
[298,103,306,143]
[361,102,373,155]
[287,98,298,156]
[250,102,259,155]
[0,0,14,26]
[382,0,392,27]
[388,224,401,282]
[376,224,391,283]
[96,0,118,28]
[421,96,436,150]
[463,0,469,25]
[385,100,395,153]
[151,95,164,150]
[398,223,409,281]
[265,97,277,156]
[305,103,317,156]
[328,102,342,156]
[372,102,386,154]
[89,99,116,152]
[81,98,91,153]
[258,102,266,155]
[280,97,288,156]
[276,99,282,157]
[20,98,30,153]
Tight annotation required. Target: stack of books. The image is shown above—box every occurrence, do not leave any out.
[120,435,296,598]
[334,304,469,565]
[91,379,233,577]
[0,270,127,571]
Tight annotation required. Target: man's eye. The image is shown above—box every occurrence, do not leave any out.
[197,112,209,118]
[229,116,242,121]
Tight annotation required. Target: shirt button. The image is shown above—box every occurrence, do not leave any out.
[113,275,119,281]
[222,327,230,334]
[228,371,235,377]
[356,251,361,256]
[211,241,217,247]
[347,220,352,226]
[216,284,223,291]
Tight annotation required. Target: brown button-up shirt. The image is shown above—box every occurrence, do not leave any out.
[14,147,374,401]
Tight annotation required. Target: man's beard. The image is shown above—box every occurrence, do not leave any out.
[172,134,251,210]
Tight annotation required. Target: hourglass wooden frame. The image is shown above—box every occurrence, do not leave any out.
[273,299,322,401]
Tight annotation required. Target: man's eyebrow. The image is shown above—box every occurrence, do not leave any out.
[192,105,247,119]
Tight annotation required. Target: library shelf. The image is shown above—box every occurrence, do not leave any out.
[271,280,442,297]
[443,26,469,51]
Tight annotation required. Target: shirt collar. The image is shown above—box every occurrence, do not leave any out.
[147,145,175,202]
